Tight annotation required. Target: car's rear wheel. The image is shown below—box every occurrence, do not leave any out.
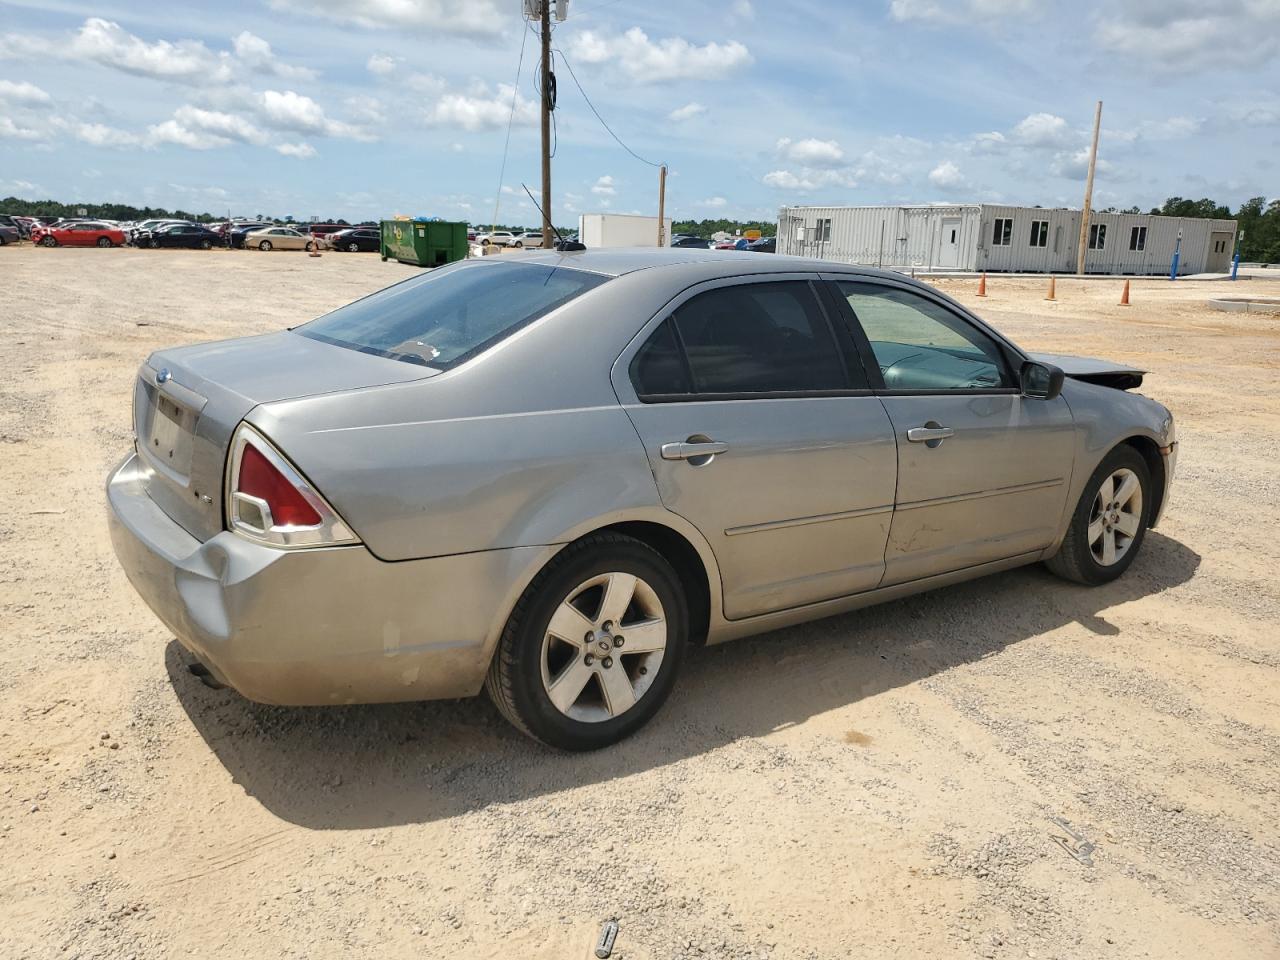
[486,533,687,750]
[347,242,359,252]
[1046,445,1151,585]
[200,238,212,250]
[513,240,523,248]
[259,240,272,251]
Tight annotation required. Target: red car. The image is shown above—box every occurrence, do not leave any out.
[33,221,126,248]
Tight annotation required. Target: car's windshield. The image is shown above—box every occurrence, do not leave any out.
[297,260,610,368]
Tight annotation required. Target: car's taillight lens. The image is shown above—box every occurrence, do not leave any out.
[226,424,359,549]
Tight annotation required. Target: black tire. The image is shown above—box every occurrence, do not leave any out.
[347,242,359,252]
[485,533,688,750]
[1046,444,1152,585]
[42,236,57,247]
[97,237,112,247]
[481,238,490,246]
[259,240,272,251]
[513,240,523,248]
[200,239,211,250]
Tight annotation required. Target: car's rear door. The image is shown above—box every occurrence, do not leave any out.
[613,274,898,620]
[825,276,1075,586]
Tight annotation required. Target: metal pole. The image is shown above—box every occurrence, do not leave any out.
[1076,99,1102,276]
[539,0,552,249]
[657,165,667,246]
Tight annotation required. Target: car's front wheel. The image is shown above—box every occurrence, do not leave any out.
[199,238,212,250]
[348,242,359,252]
[259,240,272,251]
[97,237,113,248]
[42,235,58,247]
[1046,444,1151,585]
[486,533,687,750]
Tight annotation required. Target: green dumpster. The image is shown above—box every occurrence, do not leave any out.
[380,220,469,267]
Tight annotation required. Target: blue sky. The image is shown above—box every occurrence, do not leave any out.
[1,0,1276,226]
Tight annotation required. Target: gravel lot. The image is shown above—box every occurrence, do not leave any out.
[2,245,1278,959]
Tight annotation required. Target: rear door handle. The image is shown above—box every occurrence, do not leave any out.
[660,440,729,461]
[907,424,954,446]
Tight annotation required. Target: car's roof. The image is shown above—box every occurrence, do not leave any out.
[512,246,912,283]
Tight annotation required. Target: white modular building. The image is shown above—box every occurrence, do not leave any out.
[776,204,1237,276]
[579,213,674,248]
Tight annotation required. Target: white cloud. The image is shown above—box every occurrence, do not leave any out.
[154,105,270,148]
[762,168,860,191]
[0,115,42,140]
[591,175,616,196]
[147,119,230,150]
[70,17,233,83]
[366,53,397,75]
[732,0,756,19]
[267,0,505,37]
[776,136,845,167]
[69,121,142,149]
[928,159,967,189]
[407,72,447,94]
[276,142,316,158]
[1138,115,1203,140]
[668,102,706,122]
[423,83,535,131]
[891,0,1041,22]
[1050,148,1114,181]
[1012,112,1072,148]
[566,27,752,83]
[0,79,52,106]
[231,31,316,81]
[257,89,372,139]
[1095,2,1280,70]
[700,196,727,207]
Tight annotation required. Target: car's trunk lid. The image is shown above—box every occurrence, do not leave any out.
[133,331,437,542]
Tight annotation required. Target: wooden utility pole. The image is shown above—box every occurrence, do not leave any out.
[539,0,553,249]
[1076,99,1102,276]
[657,165,667,246]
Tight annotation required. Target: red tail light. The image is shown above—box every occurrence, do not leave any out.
[226,425,358,548]
[237,443,322,527]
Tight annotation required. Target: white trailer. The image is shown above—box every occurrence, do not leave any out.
[578,213,673,248]
[777,204,1237,276]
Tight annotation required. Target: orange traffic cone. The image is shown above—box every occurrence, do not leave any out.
[976,272,987,297]
[1119,279,1130,306]
[1045,276,1056,301]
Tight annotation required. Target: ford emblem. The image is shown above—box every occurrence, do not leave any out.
[156,368,172,384]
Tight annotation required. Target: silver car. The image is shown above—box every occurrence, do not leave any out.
[107,250,1177,749]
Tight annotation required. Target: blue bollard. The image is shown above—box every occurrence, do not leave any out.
[1231,253,1240,280]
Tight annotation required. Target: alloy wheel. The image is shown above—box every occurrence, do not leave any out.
[1089,467,1143,566]
[540,571,668,722]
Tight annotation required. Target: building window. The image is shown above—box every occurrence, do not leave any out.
[992,218,1012,246]
[1029,220,1049,247]
[817,218,832,243]
[1129,226,1147,251]
[1089,223,1106,250]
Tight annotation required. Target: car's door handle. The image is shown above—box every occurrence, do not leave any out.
[660,440,729,461]
[907,425,955,445]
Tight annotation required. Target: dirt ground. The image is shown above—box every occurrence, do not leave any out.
[1,245,1278,960]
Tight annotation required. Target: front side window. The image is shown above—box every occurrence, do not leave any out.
[1129,226,1147,251]
[1030,220,1049,247]
[300,260,608,368]
[992,217,1012,246]
[1089,223,1106,249]
[837,281,1012,391]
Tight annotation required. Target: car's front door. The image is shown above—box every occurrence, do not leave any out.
[828,277,1075,586]
[614,275,898,620]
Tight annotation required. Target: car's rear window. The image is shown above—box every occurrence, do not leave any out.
[297,260,610,368]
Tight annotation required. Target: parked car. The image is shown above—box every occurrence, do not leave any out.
[747,236,776,253]
[512,231,547,248]
[227,223,275,249]
[306,223,348,241]
[714,238,751,250]
[477,230,517,247]
[33,221,126,247]
[670,235,712,249]
[106,250,1176,750]
[138,223,223,250]
[328,227,381,253]
[243,226,318,252]
[128,219,192,244]
[0,224,19,245]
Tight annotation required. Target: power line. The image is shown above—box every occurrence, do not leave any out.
[491,21,530,231]
[553,45,664,168]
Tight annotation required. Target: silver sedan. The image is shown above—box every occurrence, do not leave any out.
[107,250,1177,749]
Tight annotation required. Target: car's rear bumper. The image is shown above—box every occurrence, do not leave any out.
[107,452,550,706]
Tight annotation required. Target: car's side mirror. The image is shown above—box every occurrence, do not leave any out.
[1020,360,1065,401]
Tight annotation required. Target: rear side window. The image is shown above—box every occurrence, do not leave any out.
[631,280,853,398]
[299,260,609,368]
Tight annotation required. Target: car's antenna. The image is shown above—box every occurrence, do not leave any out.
[521,183,584,251]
